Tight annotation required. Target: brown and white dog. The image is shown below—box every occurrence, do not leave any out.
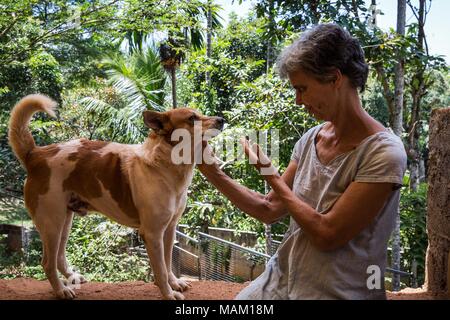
[8,94,224,300]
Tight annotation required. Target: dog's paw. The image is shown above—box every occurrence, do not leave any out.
[164,291,185,300]
[56,287,76,300]
[71,273,87,284]
[169,277,191,292]
[173,291,185,300]
[62,273,87,286]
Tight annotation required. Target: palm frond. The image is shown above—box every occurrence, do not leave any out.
[102,44,166,112]
[80,96,145,143]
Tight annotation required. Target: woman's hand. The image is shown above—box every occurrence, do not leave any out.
[196,140,219,168]
[240,138,279,176]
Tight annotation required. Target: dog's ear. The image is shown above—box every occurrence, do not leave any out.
[143,111,169,134]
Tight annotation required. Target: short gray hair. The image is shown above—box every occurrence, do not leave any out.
[276,23,369,92]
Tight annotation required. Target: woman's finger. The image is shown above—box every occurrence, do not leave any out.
[240,138,260,164]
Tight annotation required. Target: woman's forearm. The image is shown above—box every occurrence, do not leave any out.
[264,174,327,245]
[197,163,279,223]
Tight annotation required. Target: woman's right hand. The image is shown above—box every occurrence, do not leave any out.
[198,140,219,167]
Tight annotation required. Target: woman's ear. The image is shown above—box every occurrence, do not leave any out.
[333,68,343,89]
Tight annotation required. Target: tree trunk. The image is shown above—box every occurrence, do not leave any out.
[266,0,275,73]
[425,107,450,295]
[309,0,320,24]
[171,67,177,109]
[392,0,406,136]
[407,91,421,191]
[206,0,212,87]
[419,157,426,182]
[407,0,426,191]
[370,0,377,26]
[391,0,406,292]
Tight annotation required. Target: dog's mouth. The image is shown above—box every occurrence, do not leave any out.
[212,116,225,131]
[202,117,225,139]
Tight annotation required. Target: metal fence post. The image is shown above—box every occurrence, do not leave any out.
[411,258,418,288]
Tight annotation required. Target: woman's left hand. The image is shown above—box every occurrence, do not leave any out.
[240,138,279,176]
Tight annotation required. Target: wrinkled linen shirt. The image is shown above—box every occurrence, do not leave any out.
[236,123,407,300]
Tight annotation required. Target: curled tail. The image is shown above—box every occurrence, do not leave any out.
[8,94,57,168]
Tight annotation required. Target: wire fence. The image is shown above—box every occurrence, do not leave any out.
[172,230,201,279]
[1,223,417,288]
[198,232,270,283]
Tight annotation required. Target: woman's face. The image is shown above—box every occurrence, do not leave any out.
[288,69,338,121]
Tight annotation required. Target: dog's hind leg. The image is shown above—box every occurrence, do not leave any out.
[164,220,191,292]
[140,228,184,300]
[57,210,86,286]
[34,201,76,299]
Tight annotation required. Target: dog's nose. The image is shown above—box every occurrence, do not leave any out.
[216,117,225,129]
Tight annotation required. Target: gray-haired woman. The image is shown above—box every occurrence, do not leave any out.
[198,23,407,300]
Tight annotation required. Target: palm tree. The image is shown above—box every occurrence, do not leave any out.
[80,38,167,143]
[160,37,183,109]
[159,1,223,108]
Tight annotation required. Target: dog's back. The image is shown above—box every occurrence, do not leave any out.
[8,95,139,223]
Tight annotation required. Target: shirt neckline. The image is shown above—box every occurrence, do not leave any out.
[312,123,390,167]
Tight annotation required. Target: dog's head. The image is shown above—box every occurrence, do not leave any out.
[143,108,224,141]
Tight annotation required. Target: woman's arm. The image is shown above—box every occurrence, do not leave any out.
[242,139,394,251]
[265,174,393,251]
[197,149,298,224]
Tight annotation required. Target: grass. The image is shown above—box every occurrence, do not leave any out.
[0,198,33,227]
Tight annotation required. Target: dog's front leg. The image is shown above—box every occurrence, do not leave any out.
[140,229,185,300]
[164,221,191,292]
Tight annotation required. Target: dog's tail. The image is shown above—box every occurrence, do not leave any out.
[8,94,57,167]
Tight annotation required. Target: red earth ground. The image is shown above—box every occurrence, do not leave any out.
[0,278,447,300]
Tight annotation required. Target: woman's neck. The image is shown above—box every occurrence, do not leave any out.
[329,90,384,146]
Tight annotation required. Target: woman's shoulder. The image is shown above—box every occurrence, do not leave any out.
[355,129,407,175]
[364,129,406,156]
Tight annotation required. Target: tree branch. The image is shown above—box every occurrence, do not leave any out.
[0,16,20,39]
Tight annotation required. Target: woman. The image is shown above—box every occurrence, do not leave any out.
[198,23,407,299]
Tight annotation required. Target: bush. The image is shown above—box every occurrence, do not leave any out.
[0,214,150,282]
[399,179,428,286]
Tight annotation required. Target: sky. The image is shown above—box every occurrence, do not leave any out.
[215,0,450,64]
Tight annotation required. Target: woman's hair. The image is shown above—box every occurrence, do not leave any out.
[276,23,369,92]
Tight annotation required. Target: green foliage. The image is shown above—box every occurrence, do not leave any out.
[121,0,222,49]
[399,179,428,286]
[179,15,269,114]
[0,110,27,197]
[0,50,63,110]
[80,43,168,143]
[0,1,119,106]
[181,67,318,239]
[66,215,149,282]
[0,215,150,282]
[0,199,30,226]
[361,75,390,126]
[28,50,64,103]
